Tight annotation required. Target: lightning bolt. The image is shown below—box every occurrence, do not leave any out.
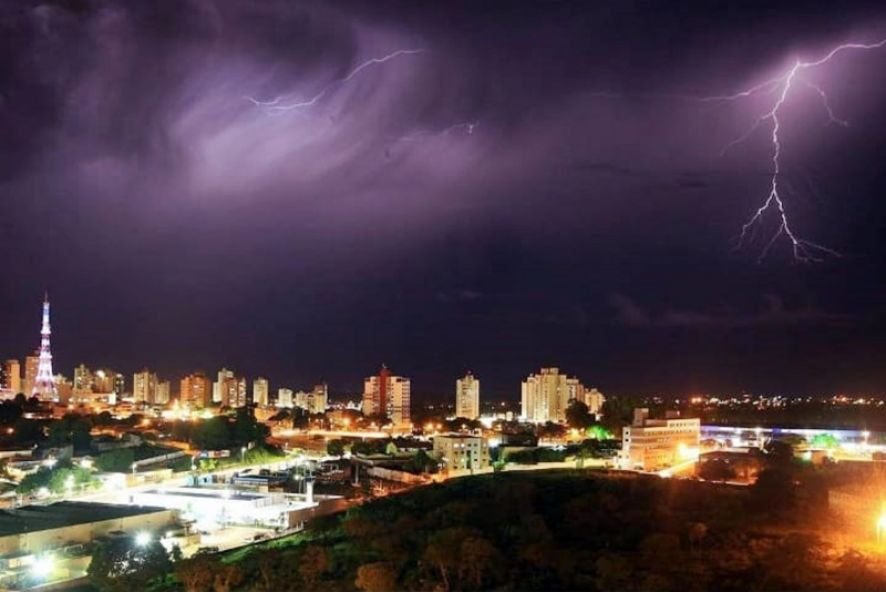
[246,49,425,113]
[714,39,886,262]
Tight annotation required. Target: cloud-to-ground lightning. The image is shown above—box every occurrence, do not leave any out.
[246,49,425,113]
[710,39,886,262]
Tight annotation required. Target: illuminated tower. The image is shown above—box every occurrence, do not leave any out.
[32,292,57,401]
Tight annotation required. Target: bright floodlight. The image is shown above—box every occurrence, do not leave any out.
[135,532,151,547]
[30,555,54,579]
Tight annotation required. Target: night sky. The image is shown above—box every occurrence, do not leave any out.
[2,0,886,400]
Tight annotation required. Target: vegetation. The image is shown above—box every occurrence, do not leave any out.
[88,538,174,592]
[124,468,885,592]
[16,461,96,494]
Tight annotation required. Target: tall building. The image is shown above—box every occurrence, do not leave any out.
[620,408,700,472]
[310,383,328,415]
[73,364,94,392]
[2,360,20,394]
[221,375,247,408]
[180,372,211,408]
[113,373,126,396]
[213,368,234,404]
[92,369,112,393]
[156,381,171,405]
[584,387,606,416]
[363,366,411,427]
[32,293,57,401]
[133,370,158,405]
[23,354,39,397]
[277,388,293,408]
[521,367,586,423]
[253,378,269,407]
[455,372,480,419]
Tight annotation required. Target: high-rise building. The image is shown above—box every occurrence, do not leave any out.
[310,383,328,414]
[213,368,234,404]
[253,378,269,407]
[92,369,112,393]
[180,372,211,408]
[220,375,246,408]
[455,372,480,420]
[294,390,309,410]
[584,387,606,416]
[74,364,94,393]
[23,354,39,397]
[156,381,171,405]
[113,373,125,396]
[521,367,586,423]
[2,360,20,394]
[363,366,411,427]
[277,388,293,408]
[32,293,57,401]
[133,370,158,405]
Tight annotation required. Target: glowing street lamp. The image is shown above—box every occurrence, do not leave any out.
[135,532,152,547]
[30,555,54,580]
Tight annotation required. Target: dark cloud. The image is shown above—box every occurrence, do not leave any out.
[609,293,853,328]
[1,0,886,397]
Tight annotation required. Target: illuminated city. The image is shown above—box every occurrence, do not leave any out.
[2,1,886,591]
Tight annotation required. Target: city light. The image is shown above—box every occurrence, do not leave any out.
[135,532,152,547]
[30,555,54,580]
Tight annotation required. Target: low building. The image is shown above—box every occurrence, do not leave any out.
[433,434,490,472]
[0,501,178,588]
[620,408,700,471]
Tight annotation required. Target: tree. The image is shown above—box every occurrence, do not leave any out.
[327,438,346,457]
[595,554,634,592]
[459,536,502,589]
[175,552,217,592]
[192,417,231,450]
[87,539,172,592]
[96,447,136,473]
[355,562,398,592]
[299,545,331,589]
[565,400,594,430]
[698,459,737,482]
[751,468,796,513]
[212,565,243,592]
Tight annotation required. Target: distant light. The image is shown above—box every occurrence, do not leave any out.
[135,532,151,547]
[43,458,57,469]
[30,555,54,579]
[80,459,93,469]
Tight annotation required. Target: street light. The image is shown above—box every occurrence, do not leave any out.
[135,532,151,547]
[30,555,54,580]
[241,446,247,462]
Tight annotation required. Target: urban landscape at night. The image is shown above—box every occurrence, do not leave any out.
[3,1,886,591]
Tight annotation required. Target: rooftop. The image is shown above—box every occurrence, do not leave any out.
[0,501,170,537]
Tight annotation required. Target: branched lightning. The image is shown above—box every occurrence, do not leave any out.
[246,49,425,113]
[711,39,886,262]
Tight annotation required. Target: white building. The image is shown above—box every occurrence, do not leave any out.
[362,366,410,428]
[277,388,293,408]
[521,367,586,423]
[455,372,480,420]
[133,369,158,405]
[433,434,490,472]
[309,383,328,415]
[155,381,171,405]
[253,378,269,407]
[620,408,700,471]
[213,368,233,403]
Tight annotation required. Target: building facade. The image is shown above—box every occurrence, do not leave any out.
[433,434,490,472]
[277,388,293,408]
[133,370,158,405]
[362,366,411,427]
[1,360,20,394]
[155,381,171,405]
[23,355,39,398]
[620,408,701,471]
[180,372,211,408]
[253,378,269,407]
[521,367,586,423]
[584,387,606,416]
[455,372,480,419]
